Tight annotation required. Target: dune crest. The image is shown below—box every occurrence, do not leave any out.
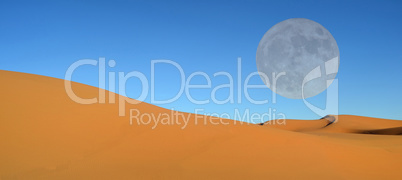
[0,70,401,180]
[263,114,402,135]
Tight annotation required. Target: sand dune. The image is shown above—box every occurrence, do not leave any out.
[0,70,401,179]
[263,115,402,134]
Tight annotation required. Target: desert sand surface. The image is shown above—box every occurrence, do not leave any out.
[0,70,401,179]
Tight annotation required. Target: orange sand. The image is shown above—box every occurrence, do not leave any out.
[0,70,401,179]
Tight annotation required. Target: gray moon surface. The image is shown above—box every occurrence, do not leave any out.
[256,18,339,99]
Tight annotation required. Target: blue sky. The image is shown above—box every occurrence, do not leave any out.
[1,0,401,121]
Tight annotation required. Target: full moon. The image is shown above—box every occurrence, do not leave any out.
[256,18,339,99]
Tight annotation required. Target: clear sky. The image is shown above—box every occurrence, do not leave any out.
[1,0,401,121]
